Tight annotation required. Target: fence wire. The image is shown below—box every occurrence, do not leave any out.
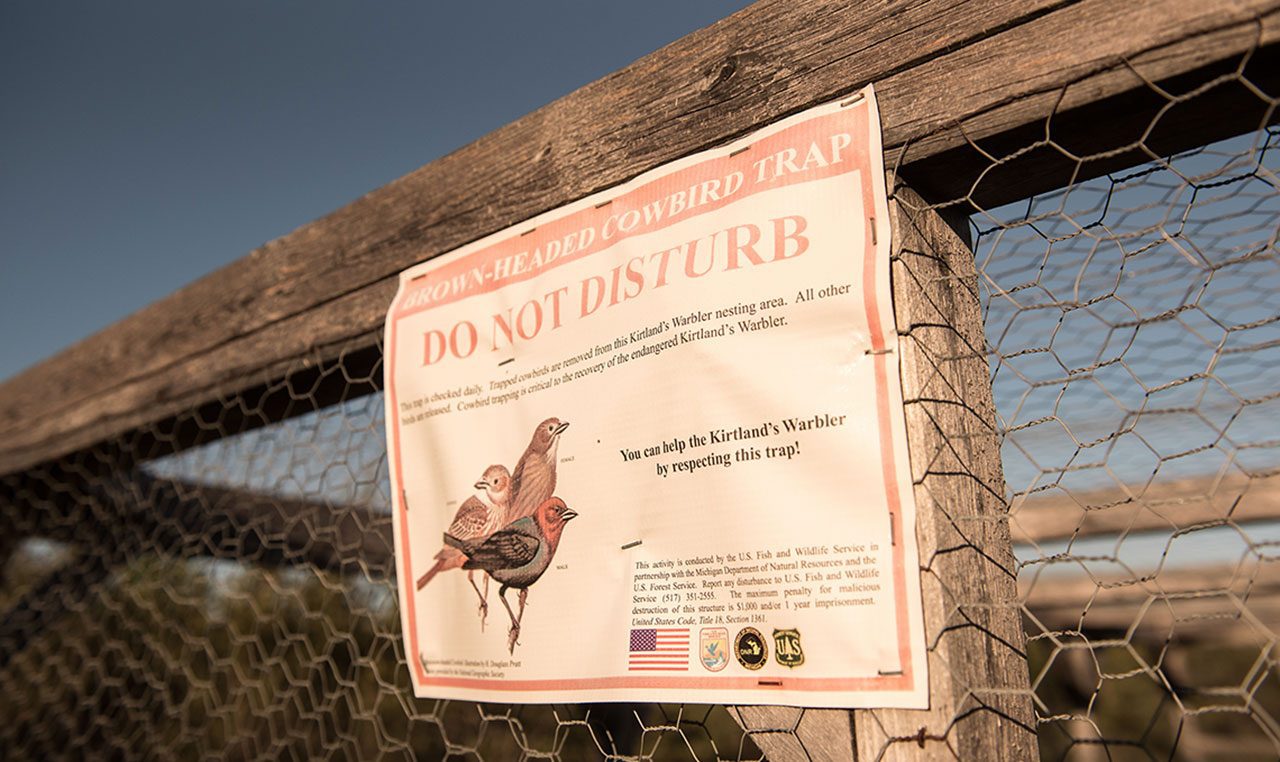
[1,38,1278,762]
[984,127,1280,758]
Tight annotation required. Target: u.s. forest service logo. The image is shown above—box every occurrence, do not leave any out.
[734,627,767,670]
[773,628,804,668]
[699,627,729,672]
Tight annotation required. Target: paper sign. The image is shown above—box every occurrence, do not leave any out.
[384,86,927,708]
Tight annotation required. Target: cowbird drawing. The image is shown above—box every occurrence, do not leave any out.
[445,496,578,653]
[509,417,569,520]
[415,465,512,628]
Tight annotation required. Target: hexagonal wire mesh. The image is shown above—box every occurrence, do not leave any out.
[1,39,1278,762]
[967,78,1280,761]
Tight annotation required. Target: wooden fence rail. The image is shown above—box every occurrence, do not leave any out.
[0,0,1275,477]
[1011,473,1280,545]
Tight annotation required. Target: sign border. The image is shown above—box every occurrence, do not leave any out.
[384,86,921,701]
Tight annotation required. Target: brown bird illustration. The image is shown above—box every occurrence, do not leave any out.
[415,465,512,627]
[445,496,578,653]
[509,417,569,521]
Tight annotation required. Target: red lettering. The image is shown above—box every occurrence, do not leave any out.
[725,224,763,269]
[772,215,809,260]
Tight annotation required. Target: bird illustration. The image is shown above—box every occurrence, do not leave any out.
[509,417,569,521]
[445,496,578,653]
[415,465,512,628]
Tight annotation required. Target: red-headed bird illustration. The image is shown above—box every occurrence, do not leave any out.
[445,496,577,653]
[415,465,512,627]
[509,418,569,521]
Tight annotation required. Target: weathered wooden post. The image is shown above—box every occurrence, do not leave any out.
[734,183,1037,760]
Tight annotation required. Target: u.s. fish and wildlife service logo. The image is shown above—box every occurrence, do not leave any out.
[773,628,804,668]
[734,627,768,670]
[699,627,729,672]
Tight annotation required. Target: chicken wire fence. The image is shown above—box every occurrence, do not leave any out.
[982,140,1280,757]
[1,40,1278,762]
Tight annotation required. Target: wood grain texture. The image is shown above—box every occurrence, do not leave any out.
[890,0,1280,205]
[3,0,1278,476]
[733,705,856,762]
[853,184,1036,760]
[731,183,1040,760]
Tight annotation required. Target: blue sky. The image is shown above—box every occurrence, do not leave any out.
[0,1,752,383]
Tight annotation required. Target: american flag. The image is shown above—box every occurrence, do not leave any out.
[628,628,690,671]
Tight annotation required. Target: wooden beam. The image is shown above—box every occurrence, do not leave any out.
[739,182,1047,760]
[1011,473,1280,546]
[2,0,1277,476]
[733,183,1042,761]
[0,471,393,669]
[1022,561,1280,641]
[0,470,393,577]
[852,184,1037,760]
[892,1,1280,207]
